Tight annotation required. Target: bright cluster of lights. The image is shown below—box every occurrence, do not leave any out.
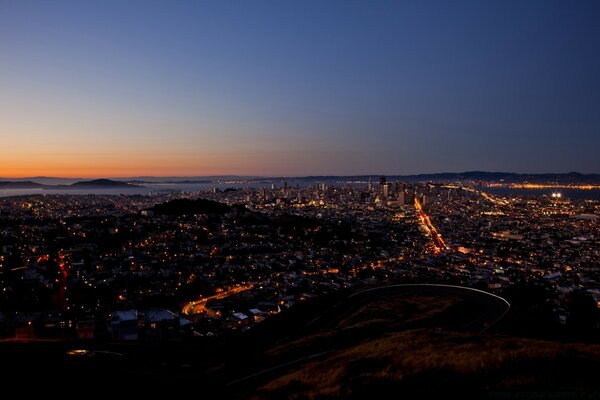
[551,192,562,199]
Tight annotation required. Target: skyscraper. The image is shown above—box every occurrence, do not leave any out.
[382,183,390,199]
[397,191,406,206]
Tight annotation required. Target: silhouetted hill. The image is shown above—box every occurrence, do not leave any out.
[3,171,600,189]
[250,329,600,399]
[2,286,600,398]
[70,179,139,188]
[286,171,600,183]
[225,287,600,399]
[151,198,230,215]
[394,171,600,183]
[0,181,44,189]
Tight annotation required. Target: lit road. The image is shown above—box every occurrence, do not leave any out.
[182,284,253,317]
[462,187,509,206]
[414,197,447,252]
[479,190,509,206]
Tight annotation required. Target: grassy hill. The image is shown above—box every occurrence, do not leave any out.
[4,286,600,398]
[254,329,600,399]
[222,289,600,399]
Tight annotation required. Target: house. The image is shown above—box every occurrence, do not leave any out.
[143,309,180,342]
[247,308,266,323]
[225,312,249,329]
[76,320,95,339]
[109,310,139,340]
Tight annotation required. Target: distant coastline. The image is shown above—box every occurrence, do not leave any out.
[2,171,600,187]
[0,178,141,190]
[2,173,600,201]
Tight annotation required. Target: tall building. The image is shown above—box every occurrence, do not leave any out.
[281,182,288,197]
[379,177,387,193]
[397,191,406,206]
[382,183,390,199]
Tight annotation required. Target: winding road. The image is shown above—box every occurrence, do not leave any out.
[226,284,511,389]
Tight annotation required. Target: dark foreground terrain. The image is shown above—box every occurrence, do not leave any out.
[3,285,600,399]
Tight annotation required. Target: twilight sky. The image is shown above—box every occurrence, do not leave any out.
[1,0,599,177]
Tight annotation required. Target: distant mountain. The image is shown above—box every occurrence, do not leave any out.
[70,179,141,188]
[388,171,600,183]
[0,178,143,191]
[0,181,45,189]
[116,175,266,182]
[273,171,600,184]
[128,179,213,184]
[2,172,600,188]
[0,177,81,185]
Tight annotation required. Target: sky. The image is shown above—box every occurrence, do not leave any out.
[1,0,599,178]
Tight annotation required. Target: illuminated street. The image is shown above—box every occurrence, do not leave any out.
[414,197,447,253]
[182,284,254,317]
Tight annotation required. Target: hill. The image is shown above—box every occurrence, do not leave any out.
[284,171,600,184]
[393,171,600,183]
[70,179,139,188]
[151,198,231,215]
[3,285,600,398]
[221,285,600,399]
[0,181,44,189]
[253,329,600,399]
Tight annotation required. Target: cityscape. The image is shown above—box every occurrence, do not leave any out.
[2,1,600,398]
[2,176,600,396]
[2,177,600,340]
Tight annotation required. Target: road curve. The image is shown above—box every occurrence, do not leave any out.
[309,283,511,334]
[227,284,511,389]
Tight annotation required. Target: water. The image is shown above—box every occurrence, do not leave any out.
[481,187,600,201]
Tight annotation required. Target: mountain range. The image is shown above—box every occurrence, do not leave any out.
[279,171,600,183]
[2,172,600,189]
[0,179,141,190]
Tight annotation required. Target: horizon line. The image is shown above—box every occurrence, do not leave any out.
[1,170,599,181]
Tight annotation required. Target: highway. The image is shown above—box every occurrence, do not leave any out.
[182,284,253,317]
[414,197,447,252]
[461,186,509,206]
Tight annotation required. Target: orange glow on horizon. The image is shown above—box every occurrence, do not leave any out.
[0,152,318,178]
[0,166,262,179]
[1,130,363,178]
[0,166,234,179]
[0,162,228,179]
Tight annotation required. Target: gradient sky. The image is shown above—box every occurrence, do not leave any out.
[1,0,599,177]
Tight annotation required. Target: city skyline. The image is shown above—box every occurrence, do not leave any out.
[2,1,600,177]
